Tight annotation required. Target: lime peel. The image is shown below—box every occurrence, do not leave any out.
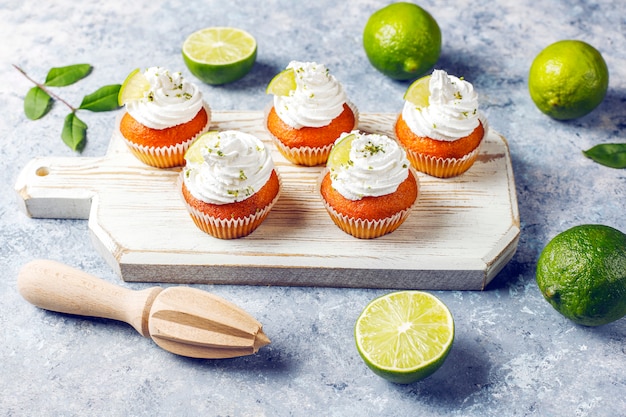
[363,3,441,80]
[528,40,608,120]
[536,224,626,326]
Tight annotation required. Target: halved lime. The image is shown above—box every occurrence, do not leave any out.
[184,131,221,164]
[327,133,356,172]
[355,291,454,384]
[118,68,150,106]
[266,68,296,96]
[182,27,257,85]
[403,75,431,107]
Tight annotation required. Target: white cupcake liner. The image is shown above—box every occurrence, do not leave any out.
[321,199,414,239]
[317,169,419,239]
[179,171,281,239]
[263,101,359,166]
[405,143,482,178]
[270,139,334,166]
[120,104,212,168]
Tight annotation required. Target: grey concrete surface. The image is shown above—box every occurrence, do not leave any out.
[1,1,625,416]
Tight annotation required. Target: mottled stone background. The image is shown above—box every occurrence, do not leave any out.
[1,1,624,416]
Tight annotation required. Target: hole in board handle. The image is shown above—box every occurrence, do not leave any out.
[35,166,50,177]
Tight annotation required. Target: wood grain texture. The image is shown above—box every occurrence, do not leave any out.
[15,112,520,290]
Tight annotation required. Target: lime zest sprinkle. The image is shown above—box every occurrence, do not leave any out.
[361,141,385,156]
[227,185,255,198]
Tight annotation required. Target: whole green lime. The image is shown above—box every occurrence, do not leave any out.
[536,224,626,326]
[528,40,609,120]
[363,2,441,81]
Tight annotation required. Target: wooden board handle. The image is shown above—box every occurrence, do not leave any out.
[17,259,162,337]
[14,157,102,219]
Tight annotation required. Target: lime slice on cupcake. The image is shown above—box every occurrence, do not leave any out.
[184,131,221,164]
[182,27,257,85]
[118,68,150,106]
[403,75,431,107]
[355,291,454,384]
[266,68,297,96]
[327,133,357,172]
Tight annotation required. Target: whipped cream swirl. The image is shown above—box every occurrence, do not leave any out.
[183,131,275,205]
[402,69,480,141]
[126,67,204,130]
[330,131,410,201]
[274,61,348,129]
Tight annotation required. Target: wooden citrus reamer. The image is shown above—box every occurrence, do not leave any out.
[17,259,270,359]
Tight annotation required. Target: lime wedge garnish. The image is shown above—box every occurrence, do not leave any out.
[182,27,257,85]
[184,131,221,165]
[403,75,431,107]
[355,291,454,384]
[326,133,357,172]
[118,68,150,106]
[265,68,296,96]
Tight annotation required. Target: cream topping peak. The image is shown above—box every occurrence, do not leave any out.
[330,131,410,201]
[183,131,274,205]
[402,69,480,141]
[273,61,348,129]
[125,67,204,130]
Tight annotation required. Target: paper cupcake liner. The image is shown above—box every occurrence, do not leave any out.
[317,168,418,239]
[405,144,481,178]
[121,104,212,169]
[270,139,334,166]
[264,101,359,166]
[179,172,281,239]
[321,199,414,239]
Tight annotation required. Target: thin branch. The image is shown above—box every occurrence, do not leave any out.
[13,64,77,112]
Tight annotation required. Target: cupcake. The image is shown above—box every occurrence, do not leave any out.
[119,67,210,168]
[180,130,280,239]
[266,61,358,166]
[319,131,418,239]
[394,69,487,178]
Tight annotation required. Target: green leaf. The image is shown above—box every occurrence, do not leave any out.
[62,112,87,152]
[79,84,122,112]
[45,64,92,87]
[24,86,52,120]
[583,144,626,169]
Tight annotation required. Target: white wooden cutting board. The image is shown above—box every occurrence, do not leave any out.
[15,112,520,290]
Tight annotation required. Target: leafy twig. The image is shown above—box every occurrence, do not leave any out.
[13,64,77,112]
[15,63,121,152]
